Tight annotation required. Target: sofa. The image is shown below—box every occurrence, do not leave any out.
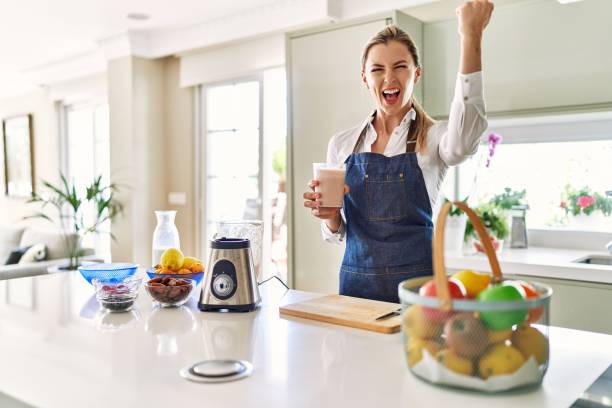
[0,224,99,280]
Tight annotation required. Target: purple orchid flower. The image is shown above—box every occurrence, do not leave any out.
[485,133,502,168]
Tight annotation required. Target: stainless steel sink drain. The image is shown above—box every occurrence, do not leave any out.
[180,359,253,383]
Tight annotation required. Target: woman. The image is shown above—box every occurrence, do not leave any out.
[303,0,493,303]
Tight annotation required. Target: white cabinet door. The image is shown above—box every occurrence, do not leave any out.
[423,0,612,117]
[289,18,389,294]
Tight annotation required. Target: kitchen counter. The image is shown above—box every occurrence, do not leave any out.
[446,247,612,284]
[1,271,611,408]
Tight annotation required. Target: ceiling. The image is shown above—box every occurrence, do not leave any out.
[0,0,536,99]
[0,0,280,98]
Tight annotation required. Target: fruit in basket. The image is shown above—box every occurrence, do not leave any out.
[451,270,491,299]
[487,328,513,344]
[444,313,489,358]
[418,278,467,321]
[405,337,442,367]
[477,284,527,330]
[402,305,443,339]
[160,248,184,270]
[504,280,543,324]
[511,325,548,364]
[478,344,525,379]
[436,349,473,376]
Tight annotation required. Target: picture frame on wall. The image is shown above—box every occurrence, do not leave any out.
[2,114,34,197]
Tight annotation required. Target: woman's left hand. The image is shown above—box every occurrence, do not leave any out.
[456,0,494,38]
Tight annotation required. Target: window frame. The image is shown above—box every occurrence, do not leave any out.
[59,99,111,259]
[452,110,612,250]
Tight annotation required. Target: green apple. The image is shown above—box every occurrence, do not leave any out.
[477,285,527,330]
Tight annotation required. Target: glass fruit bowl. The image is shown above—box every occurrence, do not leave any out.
[145,277,194,307]
[79,263,138,285]
[93,277,142,313]
[398,201,553,393]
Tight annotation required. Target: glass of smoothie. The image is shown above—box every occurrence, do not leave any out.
[312,163,346,208]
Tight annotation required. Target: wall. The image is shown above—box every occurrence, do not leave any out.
[180,34,285,87]
[0,90,59,227]
[163,57,196,257]
[108,57,166,266]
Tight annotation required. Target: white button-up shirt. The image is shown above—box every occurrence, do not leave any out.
[322,71,487,243]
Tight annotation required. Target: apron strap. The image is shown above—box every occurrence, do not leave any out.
[352,112,417,154]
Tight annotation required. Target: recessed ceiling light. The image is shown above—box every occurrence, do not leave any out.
[557,0,584,4]
[126,12,150,21]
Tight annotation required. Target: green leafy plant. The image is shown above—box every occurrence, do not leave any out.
[443,198,468,217]
[464,202,509,241]
[490,187,527,210]
[560,185,612,217]
[26,174,123,269]
[272,147,286,180]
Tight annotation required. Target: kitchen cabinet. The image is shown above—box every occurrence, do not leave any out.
[422,0,612,117]
[505,274,612,336]
[288,12,423,293]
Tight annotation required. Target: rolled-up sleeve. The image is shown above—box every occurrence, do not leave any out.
[438,71,488,166]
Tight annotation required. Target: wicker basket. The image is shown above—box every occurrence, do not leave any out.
[398,201,553,392]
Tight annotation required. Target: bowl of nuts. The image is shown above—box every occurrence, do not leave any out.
[145,277,194,307]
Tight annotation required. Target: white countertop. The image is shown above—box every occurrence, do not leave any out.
[1,271,611,408]
[446,246,612,284]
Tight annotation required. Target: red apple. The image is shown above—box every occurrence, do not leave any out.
[419,278,467,321]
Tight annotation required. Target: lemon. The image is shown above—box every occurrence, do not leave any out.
[160,248,184,271]
[452,269,491,298]
[181,256,202,269]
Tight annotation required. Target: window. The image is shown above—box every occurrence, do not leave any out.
[201,68,288,282]
[63,102,111,258]
[453,113,612,235]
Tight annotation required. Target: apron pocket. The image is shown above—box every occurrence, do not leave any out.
[365,172,409,221]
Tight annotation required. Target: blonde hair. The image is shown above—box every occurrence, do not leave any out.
[362,25,433,152]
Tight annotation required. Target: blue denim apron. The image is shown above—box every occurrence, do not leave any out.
[340,119,433,303]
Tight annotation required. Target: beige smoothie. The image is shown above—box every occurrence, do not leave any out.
[313,164,346,208]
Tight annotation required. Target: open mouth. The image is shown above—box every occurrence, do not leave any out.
[382,88,401,105]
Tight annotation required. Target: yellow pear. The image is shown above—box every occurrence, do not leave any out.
[511,325,549,365]
[181,256,202,269]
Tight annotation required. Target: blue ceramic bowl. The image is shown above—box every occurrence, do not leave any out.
[78,263,139,285]
[146,268,204,286]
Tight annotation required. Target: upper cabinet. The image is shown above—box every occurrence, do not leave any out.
[422,0,612,118]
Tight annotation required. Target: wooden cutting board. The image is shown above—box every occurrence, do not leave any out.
[279,294,402,334]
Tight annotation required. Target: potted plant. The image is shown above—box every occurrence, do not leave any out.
[26,174,123,270]
[442,198,468,254]
[490,187,528,247]
[560,186,612,230]
[464,202,509,254]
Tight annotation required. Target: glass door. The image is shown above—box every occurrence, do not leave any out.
[201,69,288,284]
[204,79,262,245]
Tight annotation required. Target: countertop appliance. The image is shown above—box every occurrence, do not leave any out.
[198,238,261,312]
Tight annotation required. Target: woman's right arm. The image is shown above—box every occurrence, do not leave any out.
[302,135,347,243]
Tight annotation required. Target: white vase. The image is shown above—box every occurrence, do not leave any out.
[444,214,467,255]
[152,211,181,266]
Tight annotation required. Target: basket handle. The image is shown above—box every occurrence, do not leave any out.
[433,201,503,311]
